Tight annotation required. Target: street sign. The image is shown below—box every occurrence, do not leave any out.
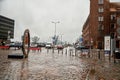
[104,36,111,51]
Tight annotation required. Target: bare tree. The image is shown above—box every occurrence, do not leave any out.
[32,36,40,44]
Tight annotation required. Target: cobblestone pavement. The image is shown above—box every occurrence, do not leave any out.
[0,49,120,80]
[86,57,120,80]
[0,49,89,80]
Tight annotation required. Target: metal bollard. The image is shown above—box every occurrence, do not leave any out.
[47,49,49,53]
[65,49,67,55]
[70,50,71,56]
[52,48,54,53]
[58,49,59,54]
[75,49,77,56]
[62,49,63,54]
[98,50,100,59]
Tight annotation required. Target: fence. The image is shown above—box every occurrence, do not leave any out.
[89,49,105,61]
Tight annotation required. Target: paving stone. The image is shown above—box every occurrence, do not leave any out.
[0,49,120,80]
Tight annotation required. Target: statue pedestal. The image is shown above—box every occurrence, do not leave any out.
[8,54,24,59]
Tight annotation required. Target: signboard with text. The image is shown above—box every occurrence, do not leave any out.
[104,36,111,51]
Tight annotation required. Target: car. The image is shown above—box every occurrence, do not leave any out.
[57,44,64,49]
[45,43,53,49]
[9,42,22,49]
[75,45,88,50]
[37,43,46,47]
[114,48,120,59]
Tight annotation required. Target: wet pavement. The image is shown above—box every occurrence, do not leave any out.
[86,57,120,80]
[0,48,89,80]
[0,48,120,80]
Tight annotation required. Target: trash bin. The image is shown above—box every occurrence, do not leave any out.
[115,48,120,59]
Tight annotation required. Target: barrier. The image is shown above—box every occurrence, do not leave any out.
[0,46,10,49]
[29,47,41,52]
[89,49,105,61]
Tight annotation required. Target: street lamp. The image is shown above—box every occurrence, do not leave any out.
[51,21,60,53]
[51,21,60,36]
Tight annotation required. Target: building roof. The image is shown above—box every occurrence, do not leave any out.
[110,2,120,12]
[82,15,90,30]
[0,15,14,22]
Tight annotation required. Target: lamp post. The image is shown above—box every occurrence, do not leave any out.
[52,21,60,36]
[51,21,60,53]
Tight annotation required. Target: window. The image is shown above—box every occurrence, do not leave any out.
[98,16,104,21]
[98,7,104,13]
[110,32,114,38]
[98,24,104,31]
[98,0,104,4]
[110,23,115,29]
[110,14,116,21]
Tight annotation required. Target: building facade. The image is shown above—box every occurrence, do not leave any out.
[110,3,120,48]
[82,0,120,49]
[82,16,90,47]
[0,15,14,42]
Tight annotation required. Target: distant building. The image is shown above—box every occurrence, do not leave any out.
[0,15,14,42]
[82,0,120,49]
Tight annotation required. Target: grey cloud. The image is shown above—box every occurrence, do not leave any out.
[1,0,90,43]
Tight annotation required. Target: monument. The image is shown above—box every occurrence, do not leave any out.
[8,29,30,58]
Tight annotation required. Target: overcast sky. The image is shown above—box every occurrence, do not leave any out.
[0,0,119,43]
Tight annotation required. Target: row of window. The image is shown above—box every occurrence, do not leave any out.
[98,7,104,13]
[97,23,116,31]
[98,0,104,31]
[98,0,104,4]
[98,24,104,31]
[98,0,117,38]
[98,0,104,21]
[98,14,116,22]
[98,20,116,30]
[98,16,104,21]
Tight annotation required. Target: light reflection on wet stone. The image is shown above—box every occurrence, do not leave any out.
[0,49,89,80]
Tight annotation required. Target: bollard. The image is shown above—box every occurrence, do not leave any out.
[113,50,116,63]
[52,48,54,53]
[70,50,71,56]
[62,49,63,54]
[58,49,59,54]
[75,49,77,56]
[88,50,90,58]
[65,49,67,55]
[98,49,100,59]
[47,49,49,53]
[108,51,111,62]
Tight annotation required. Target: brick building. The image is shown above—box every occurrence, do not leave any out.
[82,0,120,49]
[82,16,90,47]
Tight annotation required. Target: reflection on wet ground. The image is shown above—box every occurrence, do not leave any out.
[0,49,89,80]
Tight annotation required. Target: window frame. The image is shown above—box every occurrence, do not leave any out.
[98,0,104,4]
